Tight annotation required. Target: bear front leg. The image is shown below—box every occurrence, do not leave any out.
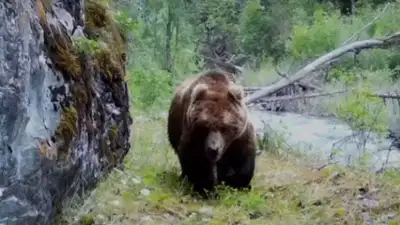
[223,160,254,190]
[221,140,256,191]
[177,131,192,180]
[178,142,216,193]
[192,166,219,199]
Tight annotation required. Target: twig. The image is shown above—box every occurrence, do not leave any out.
[244,31,400,104]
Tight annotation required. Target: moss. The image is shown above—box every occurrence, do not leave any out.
[54,106,78,161]
[84,0,110,30]
[35,0,47,24]
[109,124,118,140]
[45,30,82,80]
[71,84,89,106]
[38,0,82,80]
[99,137,119,172]
[78,214,95,225]
[35,0,52,25]
[84,0,127,80]
[38,139,48,156]
[53,40,82,80]
[94,49,123,80]
[102,124,120,170]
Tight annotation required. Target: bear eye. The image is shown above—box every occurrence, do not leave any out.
[220,126,231,134]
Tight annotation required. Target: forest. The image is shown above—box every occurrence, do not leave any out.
[113,0,400,134]
[60,0,400,224]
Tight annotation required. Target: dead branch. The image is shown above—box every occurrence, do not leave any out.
[248,90,348,102]
[373,92,400,100]
[203,53,244,74]
[245,89,400,103]
[275,66,323,91]
[244,87,264,92]
[244,32,400,104]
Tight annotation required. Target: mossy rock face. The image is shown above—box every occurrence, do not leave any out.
[0,0,133,224]
[0,0,132,223]
[38,0,132,166]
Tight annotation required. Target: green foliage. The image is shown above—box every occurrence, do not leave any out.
[77,214,95,225]
[238,0,289,62]
[111,0,399,134]
[113,10,137,37]
[72,37,101,55]
[257,124,286,155]
[127,68,173,112]
[289,8,341,60]
[336,83,389,137]
[382,168,400,185]
[327,66,363,83]
[191,0,239,34]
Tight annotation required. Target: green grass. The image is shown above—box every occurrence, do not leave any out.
[60,112,400,225]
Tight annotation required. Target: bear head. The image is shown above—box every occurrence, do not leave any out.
[185,78,248,162]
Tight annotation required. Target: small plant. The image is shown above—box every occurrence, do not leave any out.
[77,214,94,225]
[72,36,102,56]
[335,81,389,160]
[336,83,388,138]
[113,10,137,36]
[128,68,173,112]
[257,122,286,155]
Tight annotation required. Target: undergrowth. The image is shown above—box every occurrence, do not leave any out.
[60,113,400,225]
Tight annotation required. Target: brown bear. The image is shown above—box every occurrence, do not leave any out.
[167,69,257,196]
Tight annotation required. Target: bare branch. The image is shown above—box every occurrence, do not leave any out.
[246,89,400,103]
[274,65,285,77]
[244,87,263,92]
[244,32,400,104]
[373,92,400,100]
[250,90,348,102]
[199,52,244,75]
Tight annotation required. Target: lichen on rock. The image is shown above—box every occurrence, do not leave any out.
[0,0,132,224]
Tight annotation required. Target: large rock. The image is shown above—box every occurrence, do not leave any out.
[0,0,132,224]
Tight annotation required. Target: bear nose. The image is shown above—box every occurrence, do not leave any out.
[207,147,219,156]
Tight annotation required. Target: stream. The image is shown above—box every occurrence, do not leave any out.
[248,109,400,171]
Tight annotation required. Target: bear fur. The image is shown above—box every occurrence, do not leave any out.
[167,69,257,196]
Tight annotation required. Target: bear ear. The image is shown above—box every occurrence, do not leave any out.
[190,83,208,103]
[228,84,244,102]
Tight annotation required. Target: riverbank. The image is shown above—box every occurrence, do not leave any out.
[249,109,400,171]
[59,113,400,225]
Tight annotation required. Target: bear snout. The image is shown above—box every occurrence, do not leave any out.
[205,131,225,161]
[207,146,220,157]
[206,146,222,162]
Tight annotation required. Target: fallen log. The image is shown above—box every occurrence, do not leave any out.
[244,32,400,105]
[245,89,400,102]
[275,66,322,91]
